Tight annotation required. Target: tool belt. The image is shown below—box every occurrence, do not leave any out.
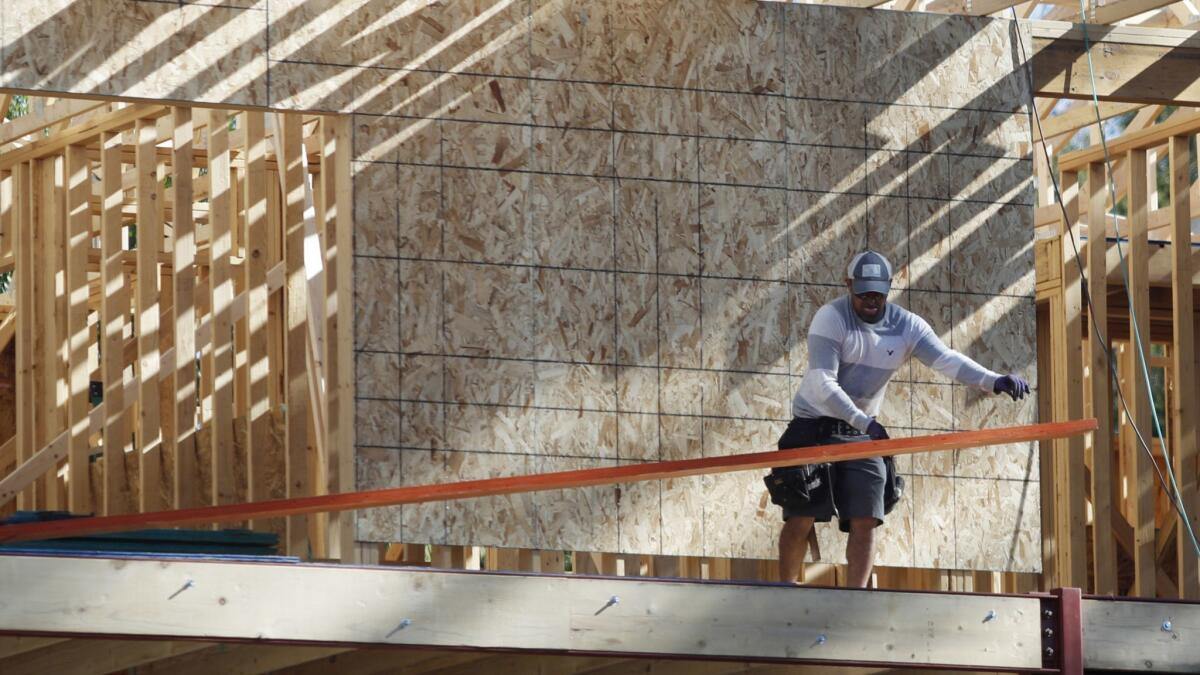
[764,417,904,515]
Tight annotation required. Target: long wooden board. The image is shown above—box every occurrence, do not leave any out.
[0,419,1096,543]
[0,554,1046,670]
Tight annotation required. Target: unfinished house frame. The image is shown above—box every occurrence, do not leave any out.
[0,0,1196,673]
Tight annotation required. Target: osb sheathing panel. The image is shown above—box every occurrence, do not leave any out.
[0,0,1038,571]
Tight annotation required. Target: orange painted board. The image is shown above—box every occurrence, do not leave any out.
[0,419,1096,543]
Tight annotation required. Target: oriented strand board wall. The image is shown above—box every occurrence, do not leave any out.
[0,0,1038,570]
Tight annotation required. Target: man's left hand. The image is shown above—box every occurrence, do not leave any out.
[994,374,1030,401]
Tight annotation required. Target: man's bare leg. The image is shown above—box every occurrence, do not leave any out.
[779,516,814,583]
[845,517,878,588]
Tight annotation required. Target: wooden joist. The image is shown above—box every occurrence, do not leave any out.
[0,420,1095,543]
[1031,22,1200,107]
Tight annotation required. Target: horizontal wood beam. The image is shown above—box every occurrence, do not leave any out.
[1031,21,1200,106]
[1058,109,1200,171]
[1081,597,1200,671]
[0,553,1046,670]
[0,99,107,147]
[0,104,168,170]
[0,420,1096,543]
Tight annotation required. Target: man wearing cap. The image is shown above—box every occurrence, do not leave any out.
[767,250,1030,587]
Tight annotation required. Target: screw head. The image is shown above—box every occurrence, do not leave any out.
[1044,628,1054,638]
[1045,647,1055,658]
[1162,620,1173,632]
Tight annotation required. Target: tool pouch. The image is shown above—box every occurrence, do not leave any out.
[882,455,904,514]
[764,463,832,511]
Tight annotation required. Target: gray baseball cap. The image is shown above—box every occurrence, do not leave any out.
[847,250,893,295]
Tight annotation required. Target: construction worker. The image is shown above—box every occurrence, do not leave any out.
[765,250,1029,587]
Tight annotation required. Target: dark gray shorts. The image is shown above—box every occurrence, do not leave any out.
[777,422,887,532]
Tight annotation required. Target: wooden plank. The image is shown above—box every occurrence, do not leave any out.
[172,108,198,510]
[38,155,65,509]
[14,162,34,510]
[1060,187,1089,588]
[207,110,235,507]
[0,104,168,171]
[1082,597,1200,672]
[0,169,11,262]
[0,554,1047,670]
[279,113,310,556]
[38,156,63,509]
[64,145,91,511]
[1032,37,1200,108]
[100,133,131,515]
[0,420,1096,543]
[0,637,67,661]
[1041,102,1145,142]
[128,644,352,675]
[0,639,212,675]
[324,115,355,561]
[1092,0,1181,24]
[0,98,107,147]
[243,111,274,531]
[1060,110,1200,173]
[135,118,163,512]
[1128,147,1157,598]
[1169,134,1199,600]
[1087,161,1117,596]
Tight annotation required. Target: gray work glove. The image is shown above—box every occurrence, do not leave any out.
[866,419,889,441]
[993,374,1030,401]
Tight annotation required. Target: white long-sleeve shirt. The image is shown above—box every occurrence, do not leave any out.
[792,296,1001,431]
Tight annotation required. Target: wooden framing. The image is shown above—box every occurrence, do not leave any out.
[0,97,350,563]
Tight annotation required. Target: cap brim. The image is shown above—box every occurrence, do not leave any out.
[851,279,891,295]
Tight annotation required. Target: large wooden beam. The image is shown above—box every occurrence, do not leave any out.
[1031,21,1200,106]
[1081,597,1200,671]
[0,420,1095,543]
[0,554,1048,670]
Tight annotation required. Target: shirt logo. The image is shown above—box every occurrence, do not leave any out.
[887,349,894,355]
